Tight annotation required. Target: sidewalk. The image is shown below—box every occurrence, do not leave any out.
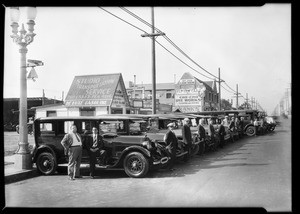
[4,155,39,184]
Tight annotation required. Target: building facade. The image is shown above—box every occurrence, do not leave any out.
[174,72,219,112]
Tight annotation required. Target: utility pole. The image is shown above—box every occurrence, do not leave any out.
[232,84,242,109]
[245,93,249,109]
[42,89,45,105]
[217,68,224,110]
[141,7,165,114]
[133,75,136,99]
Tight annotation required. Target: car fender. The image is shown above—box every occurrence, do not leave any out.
[116,146,151,166]
[33,144,57,163]
[244,123,254,131]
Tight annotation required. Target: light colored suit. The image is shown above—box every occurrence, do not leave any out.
[61,133,83,179]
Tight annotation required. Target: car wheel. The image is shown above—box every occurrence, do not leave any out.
[36,152,57,175]
[191,144,200,156]
[269,125,275,131]
[123,152,149,178]
[245,126,256,136]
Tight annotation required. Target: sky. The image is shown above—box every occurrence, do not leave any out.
[3,4,291,115]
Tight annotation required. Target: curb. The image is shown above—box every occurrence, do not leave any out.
[5,169,39,184]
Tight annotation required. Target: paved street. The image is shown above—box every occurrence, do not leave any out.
[4,118,291,211]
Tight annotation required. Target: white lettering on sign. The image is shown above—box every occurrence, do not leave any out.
[179,79,195,85]
[178,106,202,113]
[175,94,203,105]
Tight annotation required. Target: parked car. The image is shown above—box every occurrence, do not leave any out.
[32,115,170,178]
[16,121,34,135]
[142,113,201,161]
[263,116,277,132]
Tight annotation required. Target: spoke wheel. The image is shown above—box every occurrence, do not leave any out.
[123,152,149,178]
[36,152,57,175]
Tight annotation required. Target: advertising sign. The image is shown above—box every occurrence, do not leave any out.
[65,74,120,107]
[111,82,126,108]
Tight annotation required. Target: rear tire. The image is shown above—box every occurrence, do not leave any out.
[245,126,256,136]
[36,152,57,175]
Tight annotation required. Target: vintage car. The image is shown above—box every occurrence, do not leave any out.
[191,115,233,154]
[141,113,201,161]
[32,115,170,178]
[264,116,277,132]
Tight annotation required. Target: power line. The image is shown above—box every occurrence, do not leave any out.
[221,85,235,94]
[98,7,148,34]
[120,7,221,80]
[100,7,216,81]
[155,39,215,80]
[101,6,246,102]
[223,81,236,93]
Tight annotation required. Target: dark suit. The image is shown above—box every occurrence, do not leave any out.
[182,124,192,159]
[208,124,216,147]
[164,129,178,168]
[197,124,206,140]
[218,124,226,148]
[86,134,107,176]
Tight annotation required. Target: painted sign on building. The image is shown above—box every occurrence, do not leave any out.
[65,73,130,108]
[111,82,126,108]
[174,72,208,113]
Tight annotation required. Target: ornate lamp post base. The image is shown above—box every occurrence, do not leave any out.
[14,153,33,170]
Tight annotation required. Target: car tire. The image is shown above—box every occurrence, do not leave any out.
[36,152,57,175]
[123,152,149,178]
[191,144,200,156]
[269,125,275,131]
[245,126,256,136]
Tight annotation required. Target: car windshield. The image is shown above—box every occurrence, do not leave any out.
[265,117,274,123]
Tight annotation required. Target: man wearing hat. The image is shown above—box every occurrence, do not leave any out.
[182,118,192,160]
[164,122,178,170]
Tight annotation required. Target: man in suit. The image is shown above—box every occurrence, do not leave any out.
[182,118,192,160]
[61,124,83,180]
[218,120,226,148]
[86,127,107,178]
[197,118,206,141]
[164,123,178,171]
[197,118,206,155]
[208,119,216,149]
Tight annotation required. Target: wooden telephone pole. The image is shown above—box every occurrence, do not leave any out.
[141,7,165,114]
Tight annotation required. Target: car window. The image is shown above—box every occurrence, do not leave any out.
[100,120,125,134]
[40,122,55,136]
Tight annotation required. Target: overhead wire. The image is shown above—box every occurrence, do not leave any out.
[101,7,216,81]
[120,7,221,81]
[155,40,216,80]
[100,7,253,106]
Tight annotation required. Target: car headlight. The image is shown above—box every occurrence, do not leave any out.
[142,141,152,150]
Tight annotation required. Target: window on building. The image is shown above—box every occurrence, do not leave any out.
[46,111,57,117]
[79,107,95,116]
[166,93,172,99]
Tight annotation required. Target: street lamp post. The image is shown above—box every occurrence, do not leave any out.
[10,7,37,170]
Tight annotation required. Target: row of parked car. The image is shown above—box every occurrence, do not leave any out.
[31,110,277,178]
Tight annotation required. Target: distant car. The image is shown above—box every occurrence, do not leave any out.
[16,121,34,135]
[32,115,170,178]
[264,116,277,132]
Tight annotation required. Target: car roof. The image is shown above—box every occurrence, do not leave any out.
[35,114,147,121]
